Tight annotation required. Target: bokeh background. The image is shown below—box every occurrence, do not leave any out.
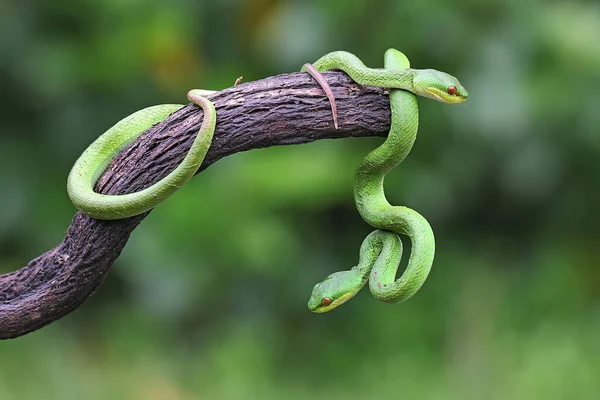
[1,0,600,399]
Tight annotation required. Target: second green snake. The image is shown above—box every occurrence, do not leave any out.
[306,49,468,312]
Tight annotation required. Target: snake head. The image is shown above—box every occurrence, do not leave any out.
[308,270,364,313]
[413,69,468,104]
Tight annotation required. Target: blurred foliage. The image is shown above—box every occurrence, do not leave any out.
[1,0,600,399]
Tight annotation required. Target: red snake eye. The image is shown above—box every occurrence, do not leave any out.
[321,297,332,306]
[447,86,457,95]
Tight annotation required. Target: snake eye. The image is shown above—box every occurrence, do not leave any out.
[447,86,457,95]
[321,297,332,306]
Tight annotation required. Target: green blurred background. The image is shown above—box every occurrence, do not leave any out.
[1,0,599,399]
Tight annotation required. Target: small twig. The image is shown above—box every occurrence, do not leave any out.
[302,63,339,129]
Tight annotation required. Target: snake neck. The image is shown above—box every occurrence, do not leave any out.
[311,51,417,92]
[351,68,417,92]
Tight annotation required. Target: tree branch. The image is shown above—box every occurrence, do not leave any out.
[0,71,391,339]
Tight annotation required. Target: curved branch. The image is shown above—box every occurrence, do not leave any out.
[0,71,391,339]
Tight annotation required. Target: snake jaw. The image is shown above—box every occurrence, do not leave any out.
[423,87,468,104]
[308,290,358,313]
[308,270,365,312]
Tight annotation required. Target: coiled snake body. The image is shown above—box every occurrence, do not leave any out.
[67,49,467,312]
[305,49,467,311]
[67,91,216,220]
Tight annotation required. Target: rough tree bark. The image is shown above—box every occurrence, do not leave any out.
[0,71,392,339]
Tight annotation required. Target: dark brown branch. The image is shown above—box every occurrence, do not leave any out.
[0,71,391,339]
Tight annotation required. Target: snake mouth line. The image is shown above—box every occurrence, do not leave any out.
[425,88,468,104]
[308,290,359,313]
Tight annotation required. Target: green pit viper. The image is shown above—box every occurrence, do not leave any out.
[66,49,468,312]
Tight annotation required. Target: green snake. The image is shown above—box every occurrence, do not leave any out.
[67,90,217,219]
[305,49,468,312]
[66,49,467,312]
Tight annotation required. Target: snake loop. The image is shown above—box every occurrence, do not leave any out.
[67,90,216,220]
